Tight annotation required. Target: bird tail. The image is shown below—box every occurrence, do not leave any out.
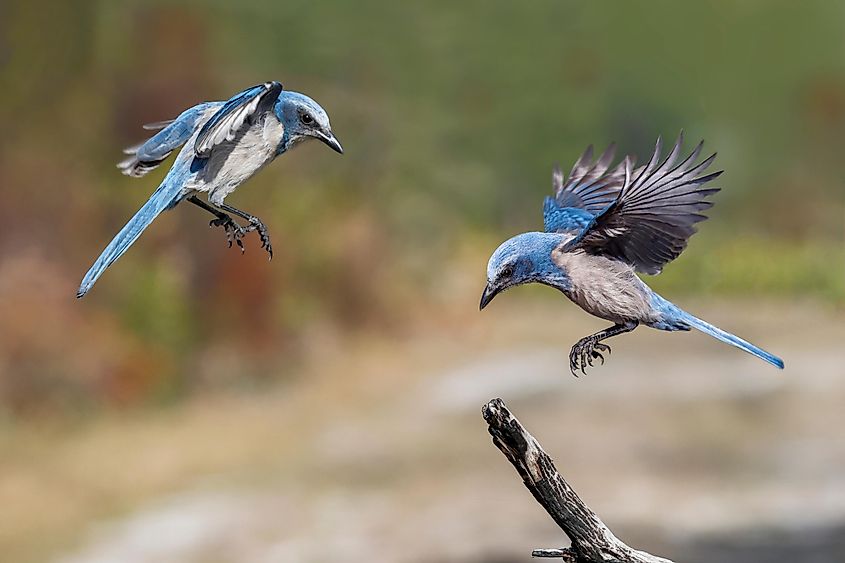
[677,311,784,369]
[77,179,183,298]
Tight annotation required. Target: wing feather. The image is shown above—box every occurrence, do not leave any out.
[194,81,283,158]
[543,143,633,233]
[566,133,722,274]
[142,119,176,131]
[117,102,219,178]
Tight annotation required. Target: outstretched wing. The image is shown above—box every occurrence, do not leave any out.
[565,133,722,274]
[543,143,630,233]
[118,103,221,177]
[194,81,283,158]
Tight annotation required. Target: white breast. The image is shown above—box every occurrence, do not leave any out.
[190,115,285,205]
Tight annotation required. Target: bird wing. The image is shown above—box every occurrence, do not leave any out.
[118,103,219,178]
[141,119,177,130]
[543,143,630,233]
[194,81,283,158]
[564,133,722,275]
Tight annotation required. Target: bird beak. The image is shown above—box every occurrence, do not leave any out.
[318,130,343,154]
[479,282,501,311]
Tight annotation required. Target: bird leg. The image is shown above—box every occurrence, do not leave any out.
[216,202,273,260]
[569,321,638,376]
[188,196,250,252]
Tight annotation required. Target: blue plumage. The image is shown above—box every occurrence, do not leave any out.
[647,292,784,369]
[542,198,594,233]
[541,143,628,233]
[79,82,343,298]
[481,134,784,374]
[78,172,186,297]
[120,103,220,177]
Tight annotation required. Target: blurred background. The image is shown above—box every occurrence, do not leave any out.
[1,1,844,561]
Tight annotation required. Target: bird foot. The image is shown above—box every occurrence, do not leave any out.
[568,338,611,377]
[208,215,272,258]
[243,216,273,260]
[209,215,248,253]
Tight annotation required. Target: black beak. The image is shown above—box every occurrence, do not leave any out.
[319,131,343,154]
[479,283,500,311]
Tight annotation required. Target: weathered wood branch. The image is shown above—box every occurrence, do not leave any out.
[482,398,674,563]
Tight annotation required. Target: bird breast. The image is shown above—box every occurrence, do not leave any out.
[551,250,658,324]
[193,115,285,205]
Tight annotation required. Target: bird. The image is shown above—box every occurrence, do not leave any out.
[77,81,343,298]
[480,133,784,375]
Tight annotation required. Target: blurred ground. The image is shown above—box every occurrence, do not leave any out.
[1,299,842,563]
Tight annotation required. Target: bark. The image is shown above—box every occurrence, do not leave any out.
[482,398,674,563]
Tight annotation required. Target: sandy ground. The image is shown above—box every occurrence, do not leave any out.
[2,299,844,562]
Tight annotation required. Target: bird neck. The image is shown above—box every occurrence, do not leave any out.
[277,130,301,155]
[528,232,572,292]
[535,257,571,293]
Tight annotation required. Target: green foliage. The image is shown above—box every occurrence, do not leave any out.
[651,235,845,303]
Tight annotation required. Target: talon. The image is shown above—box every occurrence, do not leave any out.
[569,348,580,377]
[586,340,602,367]
[581,346,589,374]
[569,336,612,376]
[252,218,274,259]
[209,214,250,252]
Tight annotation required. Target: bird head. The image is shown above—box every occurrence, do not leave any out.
[480,231,569,310]
[275,91,343,154]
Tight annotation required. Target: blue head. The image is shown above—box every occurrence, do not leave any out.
[275,91,343,154]
[480,231,570,310]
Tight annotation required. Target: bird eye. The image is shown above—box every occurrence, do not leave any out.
[501,265,514,279]
[301,113,314,125]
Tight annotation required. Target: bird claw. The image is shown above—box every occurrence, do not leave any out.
[209,215,272,258]
[244,217,273,260]
[209,215,248,253]
[568,339,612,376]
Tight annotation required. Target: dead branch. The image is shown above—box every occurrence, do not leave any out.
[482,398,674,563]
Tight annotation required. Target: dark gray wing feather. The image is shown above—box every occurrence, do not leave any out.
[569,133,722,274]
[552,143,629,214]
[194,81,283,158]
[543,143,637,233]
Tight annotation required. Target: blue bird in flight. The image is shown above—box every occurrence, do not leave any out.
[78,81,343,298]
[480,134,784,374]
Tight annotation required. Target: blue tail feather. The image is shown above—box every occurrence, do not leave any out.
[679,312,784,369]
[77,180,183,298]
